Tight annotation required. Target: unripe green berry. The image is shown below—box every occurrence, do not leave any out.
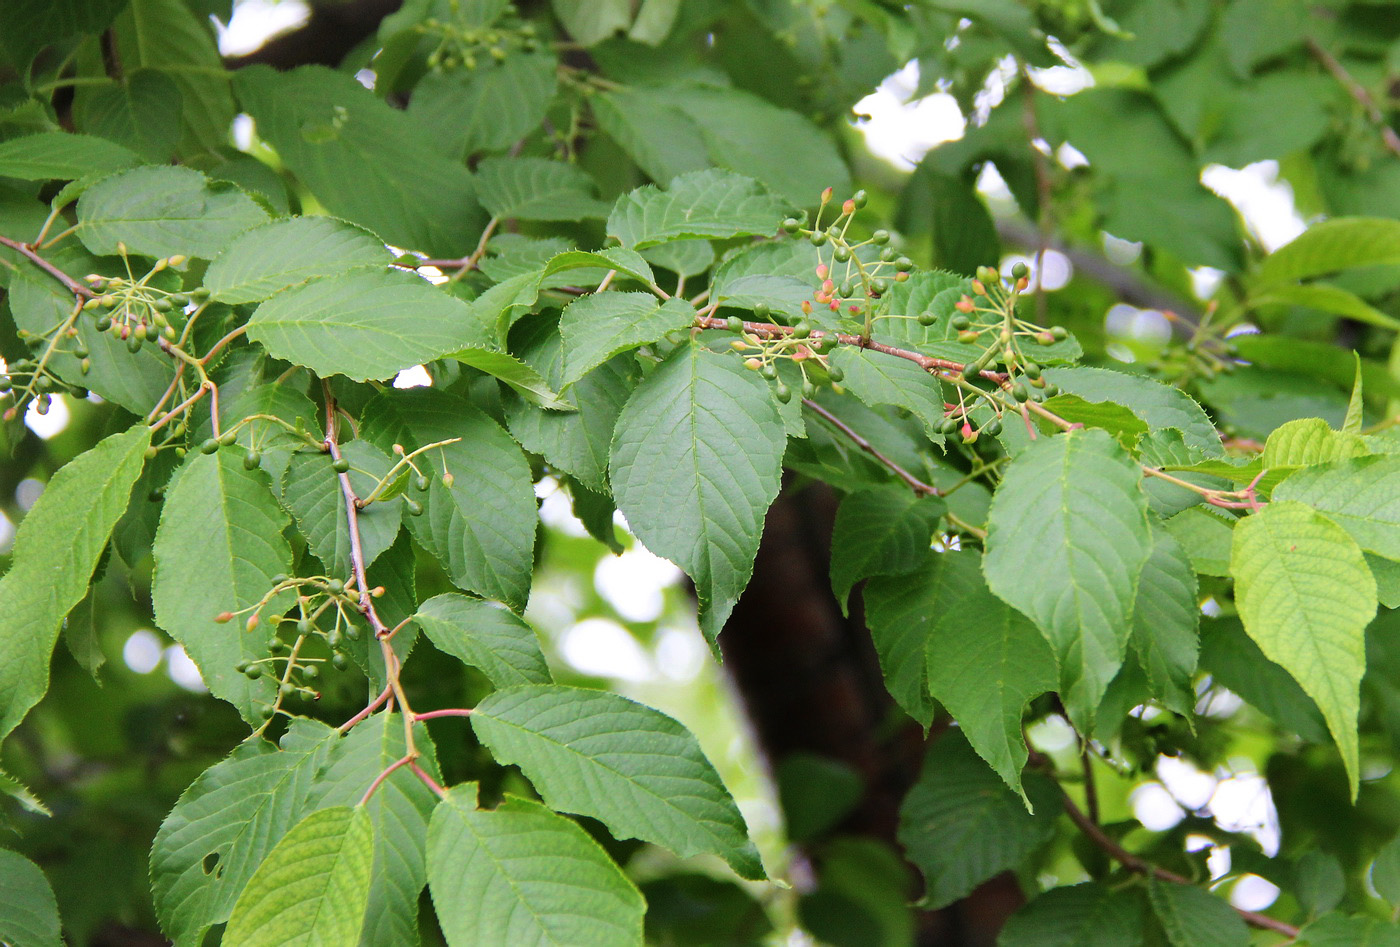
[244,665,262,680]
[200,438,219,454]
[327,579,344,594]
[809,231,828,246]
[872,230,890,245]
[296,618,312,635]
[243,450,261,470]
[332,457,351,473]
[332,653,349,670]
[918,311,937,326]
[726,316,745,333]
[415,474,431,492]
[826,365,845,383]
[753,303,771,320]
[760,363,777,380]
[879,247,898,263]
[259,704,275,719]
[1022,362,1041,379]
[833,245,852,263]
[1050,326,1068,341]
[781,217,801,234]
[303,665,319,680]
[792,320,811,339]
[774,383,792,404]
[852,189,868,208]
[406,498,424,516]
[218,430,237,446]
[984,418,1003,436]
[951,315,971,330]
[1011,261,1030,280]
[801,381,818,399]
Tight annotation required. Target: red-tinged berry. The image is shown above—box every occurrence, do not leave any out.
[214,611,234,623]
[971,279,986,296]
[815,264,829,280]
[842,199,856,215]
[955,297,975,313]
[245,613,260,632]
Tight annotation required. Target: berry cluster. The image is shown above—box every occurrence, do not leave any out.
[421,3,540,72]
[83,253,205,351]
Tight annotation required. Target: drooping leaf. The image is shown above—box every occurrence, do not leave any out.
[607,170,786,249]
[280,441,402,578]
[0,849,62,947]
[428,785,645,946]
[553,0,632,44]
[412,593,552,689]
[0,131,143,181]
[1294,850,1346,916]
[306,714,441,947]
[448,347,574,411]
[609,343,786,645]
[1044,366,1223,458]
[1231,499,1377,797]
[1146,877,1248,947]
[559,292,694,386]
[1372,834,1400,907]
[1260,417,1368,467]
[475,157,610,221]
[360,388,537,610]
[151,448,295,723]
[1255,217,1400,287]
[998,883,1146,947]
[1273,455,1400,560]
[897,730,1060,908]
[150,721,342,944]
[1036,393,1150,449]
[1129,523,1200,715]
[471,684,765,880]
[865,551,1056,800]
[983,429,1154,729]
[224,806,374,947]
[247,270,486,383]
[234,65,485,256]
[205,216,389,304]
[77,165,269,259]
[0,425,149,744]
[504,311,638,492]
[1199,618,1328,743]
[828,486,946,611]
[828,347,949,439]
[1250,282,1400,332]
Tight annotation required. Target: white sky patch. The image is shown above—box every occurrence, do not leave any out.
[15,478,44,511]
[852,61,966,171]
[1231,874,1280,911]
[216,0,310,56]
[393,365,432,388]
[123,630,163,674]
[594,545,682,623]
[1209,772,1281,855]
[165,645,208,692]
[536,478,590,538]
[1001,250,1072,291]
[1190,267,1226,300]
[1106,303,1173,348]
[25,395,70,440]
[559,617,653,681]
[0,511,14,555]
[1203,160,1307,252]
[1132,781,1186,831]
[654,626,705,682]
[1156,755,1218,810]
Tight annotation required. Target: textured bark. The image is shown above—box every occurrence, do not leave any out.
[721,482,1024,946]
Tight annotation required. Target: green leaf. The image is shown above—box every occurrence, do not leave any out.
[280,441,402,578]
[234,65,485,256]
[1146,877,1248,947]
[115,0,235,154]
[560,292,694,387]
[1372,834,1400,907]
[1044,366,1223,458]
[609,343,786,646]
[448,347,574,411]
[553,0,631,44]
[983,429,1154,729]
[77,165,269,259]
[1251,283,1400,331]
[408,51,558,159]
[828,347,949,439]
[1231,499,1377,798]
[72,70,183,163]
[247,270,485,383]
[1299,915,1400,946]
[1199,618,1328,743]
[897,730,1059,908]
[306,714,441,947]
[592,87,711,185]
[360,389,536,610]
[999,883,1145,947]
[504,312,638,492]
[0,849,62,947]
[150,721,342,944]
[866,552,1056,800]
[828,486,946,611]
[1129,523,1199,715]
[1163,507,1235,576]
[475,157,610,221]
[205,216,389,304]
[428,785,645,946]
[1295,850,1346,915]
[413,593,552,689]
[224,806,374,947]
[471,684,765,880]
[0,0,126,67]
[0,425,149,743]
[667,84,852,207]
[1038,393,1150,449]
[0,131,142,180]
[1261,418,1368,467]
[540,247,656,287]
[1256,217,1400,287]
[152,448,295,723]
[1273,456,1400,560]
[1344,353,1365,434]
[607,170,786,249]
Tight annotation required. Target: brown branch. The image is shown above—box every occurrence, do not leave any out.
[1061,793,1300,938]
[801,398,940,498]
[0,234,93,299]
[1309,37,1400,159]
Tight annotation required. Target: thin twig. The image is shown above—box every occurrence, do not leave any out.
[409,761,448,799]
[0,235,93,299]
[1309,37,1400,158]
[340,685,392,733]
[802,398,941,497]
[360,753,415,805]
[1081,746,1100,826]
[414,708,475,721]
[1061,793,1300,938]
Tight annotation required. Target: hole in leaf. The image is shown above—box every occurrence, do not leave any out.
[202,852,220,875]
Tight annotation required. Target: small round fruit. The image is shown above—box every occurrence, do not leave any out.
[415,474,430,492]
[332,457,351,473]
[760,363,777,380]
[218,430,237,446]
[726,316,745,333]
[801,381,818,399]
[774,383,792,404]
[1050,326,1068,341]
[406,498,424,517]
[871,230,890,245]
[244,665,262,680]
[918,311,937,326]
[782,217,801,234]
[303,665,319,680]
[826,365,844,383]
[809,231,828,246]
[199,438,219,454]
[984,418,1003,436]
[1011,261,1030,280]
[951,315,971,330]
[243,449,261,470]
[332,653,349,670]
